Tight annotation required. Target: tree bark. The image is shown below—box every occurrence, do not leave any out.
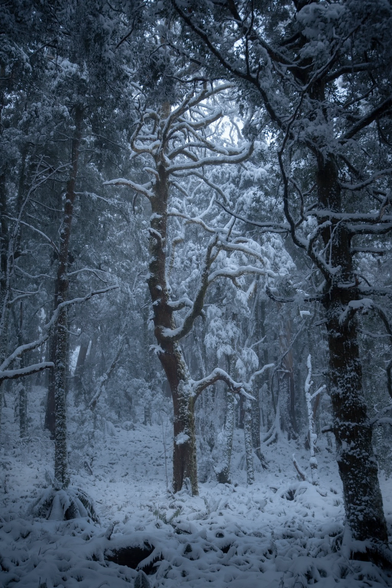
[318,154,388,543]
[243,399,255,485]
[147,156,199,494]
[45,332,56,438]
[278,312,297,439]
[52,105,83,487]
[325,290,387,542]
[215,391,235,484]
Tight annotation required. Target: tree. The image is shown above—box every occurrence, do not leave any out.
[106,81,272,494]
[171,0,392,552]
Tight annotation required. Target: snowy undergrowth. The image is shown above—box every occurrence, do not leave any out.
[1,386,392,587]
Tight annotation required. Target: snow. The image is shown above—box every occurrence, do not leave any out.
[1,386,392,588]
[175,432,190,445]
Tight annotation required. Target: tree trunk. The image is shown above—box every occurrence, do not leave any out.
[16,302,28,438]
[0,170,8,440]
[243,399,255,485]
[172,378,198,494]
[18,381,28,438]
[325,295,387,542]
[45,332,56,438]
[278,312,297,439]
[52,105,83,487]
[215,391,235,484]
[318,154,388,544]
[147,159,199,495]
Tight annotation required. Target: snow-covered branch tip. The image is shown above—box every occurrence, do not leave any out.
[103,178,154,201]
[192,367,255,401]
[0,285,118,374]
[208,265,268,285]
[248,363,274,387]
[0,362,54,384]
[339,298,374,326]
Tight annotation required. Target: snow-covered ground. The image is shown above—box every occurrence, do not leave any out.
[1,386,391,587]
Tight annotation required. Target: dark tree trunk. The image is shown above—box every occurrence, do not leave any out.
[45,334,56,438]
[0,168,8,439]
[16,302,28,438]
[146,157,199,494]
[278,313,298,439]
[325,297,387,542]
[52,105,83,487]
[318,155,388,544]
[215,391,235,484]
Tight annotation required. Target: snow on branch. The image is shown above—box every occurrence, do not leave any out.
[339,168,392,192]
[0,286,118,380]
[167,210,217,234]
[160,234,219,342]
[191,362,274,402]
[189,172,231,205]
[103,178,154,201]
[167,297,193,311]
[6,216,59,254]
[216,201,290,234]
[0,362,54,383]
[161,82,234,140]
[208,265,269,285]
[347,222,392,236]
[191,367,254,401]
[312,209,392,224]
[217,239,278,275]
[247,363,275,387]
[168,143,253,174]
[339,298,374,325]
[161,235,271,342]
[342,94,392,141]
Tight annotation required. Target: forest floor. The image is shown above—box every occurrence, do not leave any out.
[1,385,392,587]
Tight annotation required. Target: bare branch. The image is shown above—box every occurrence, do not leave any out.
[168,142,253,174]
[208,264,268,285]
[0,285,118,374]
[6,216,59,254]
[192,367,254,400]
[216,200,290,233]
[103,178,154,201]
[343,94,392,141]
[89,337,125,410]
[160,235,220,342]
[0,362,54,384]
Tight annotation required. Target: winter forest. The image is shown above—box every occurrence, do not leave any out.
[1,0,392,586]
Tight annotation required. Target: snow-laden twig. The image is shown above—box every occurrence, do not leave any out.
[0,285,118,381]
[247,363,275,387]
[103,178,154,201]
[0,362,55,382]
[6,216,59,254]
[168,143,253,174]
[168,210,217,234]
[191,367,254,401]
[339,298,374,326]
[208,264,269,284]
